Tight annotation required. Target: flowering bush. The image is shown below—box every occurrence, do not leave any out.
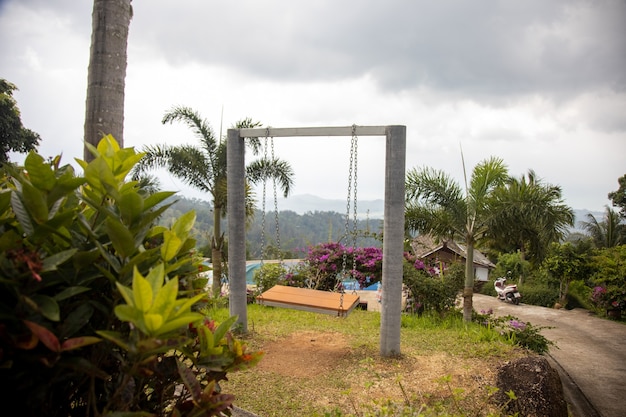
[402,257,464,315]
[474,310,555,354]
[300,242,383,291]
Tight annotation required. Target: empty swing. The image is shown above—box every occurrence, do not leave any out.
[257,126,361,317]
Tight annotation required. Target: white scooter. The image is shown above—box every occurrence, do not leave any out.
[494,277,521,305]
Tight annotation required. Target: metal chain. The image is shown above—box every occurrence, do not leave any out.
[271,136,283,264]
[351,125,358,294]
[339,124,359,310]
[259,129,270,263]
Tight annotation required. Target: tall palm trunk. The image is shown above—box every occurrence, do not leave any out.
[211,205,224,296]
[463,239,475,322]
[84,0,132,162]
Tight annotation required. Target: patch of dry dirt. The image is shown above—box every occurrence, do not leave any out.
[247,330,505,415]
[256,330,351,378]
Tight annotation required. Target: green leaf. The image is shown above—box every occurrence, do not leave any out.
[0,229,21,252]
[171,292,206,319]
[132,269,153,312]
[24,152,55,191]
[213,316,238,344]
[114,305,142,327]
[161,230,182,262]
[53,286,90,301]
[150,276,178,319]
[115,282,135,307]
[60,303,94,337]
[144,263,165,298]
[95,241,121,273]
[155,312,203,337]
[84,156,117,195]
[11,191,34,236]
[199,325,214,353]
[31,294,61,321]
[41,249,77,272]
[105,217,136,259]
[21,181,48,223]
[117,191,143,225]
[144,191,176,210]
[144,313,164,334]
[95,330,130,351]
[0,189,12,213]
[172,210,196,240]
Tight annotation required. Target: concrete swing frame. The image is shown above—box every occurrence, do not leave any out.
[227,125,406,356]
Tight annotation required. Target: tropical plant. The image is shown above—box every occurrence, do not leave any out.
[132,106,294,296]
[473,311,554,354]
[405,156,508,321]
[580,205,626,248]
[608,174,626,218]
[0,79,41,163]
[541,242,590,306]
[0,136,262,416]
[486,170,574,271]
[84,0,132,160]
[588,245,626,318]
[402,257,464,315]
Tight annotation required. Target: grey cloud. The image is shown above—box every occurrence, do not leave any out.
[132,0,625,101]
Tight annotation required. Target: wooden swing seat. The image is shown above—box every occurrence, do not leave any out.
[257,285,360,317]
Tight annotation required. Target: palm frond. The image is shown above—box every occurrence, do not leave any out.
[162,106,218,162]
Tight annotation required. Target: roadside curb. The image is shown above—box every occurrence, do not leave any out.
[546,354,602,417]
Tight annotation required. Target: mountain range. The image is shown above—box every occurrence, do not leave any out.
[268,194,603,228]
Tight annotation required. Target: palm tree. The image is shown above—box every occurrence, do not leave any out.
[84,0,133,161]
[132,106,294,295]
[405,156,508,321]
[580,206,626,248]
[486,170,574,279]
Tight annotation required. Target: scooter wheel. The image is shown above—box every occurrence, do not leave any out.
[512,297,520,305]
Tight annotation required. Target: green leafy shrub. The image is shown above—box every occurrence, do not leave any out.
[0,136,262,416]
[566,280,593,310]
[516,283,559,307]
[402,259,464,315]
[253,262,288,292]
[473,310,554,354]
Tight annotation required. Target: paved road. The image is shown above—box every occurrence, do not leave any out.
[472,294,626,417]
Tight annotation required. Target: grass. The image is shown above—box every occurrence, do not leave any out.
[206,305,527,417]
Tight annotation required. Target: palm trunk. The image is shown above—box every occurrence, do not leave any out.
[518,245,526,285]
[463,240,475,322]
[211,205,223,296]
[84,0,132,161]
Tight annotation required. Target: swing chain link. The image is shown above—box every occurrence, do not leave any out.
[271,136,283,264]
[339,124,359,310]
[351,126,358,294]
[259,129,270,263]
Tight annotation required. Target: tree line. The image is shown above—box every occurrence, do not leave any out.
[159,196,382,260]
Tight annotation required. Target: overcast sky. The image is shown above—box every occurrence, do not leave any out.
[1,0,624,213]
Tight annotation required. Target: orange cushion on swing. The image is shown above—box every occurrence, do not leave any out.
[257,285,360,317]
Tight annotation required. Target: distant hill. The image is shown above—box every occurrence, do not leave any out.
[163,195,602,256]
[572,208,605,232]
[269,194,384,219]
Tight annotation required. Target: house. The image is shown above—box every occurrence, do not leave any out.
[410,235,495,282]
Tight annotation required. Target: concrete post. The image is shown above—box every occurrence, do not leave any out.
[380,125,406,356]
[227,128,248,332]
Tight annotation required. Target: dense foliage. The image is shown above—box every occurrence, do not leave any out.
[0,137,261,416]
[402,255,464,315]
[0,79,41,163]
